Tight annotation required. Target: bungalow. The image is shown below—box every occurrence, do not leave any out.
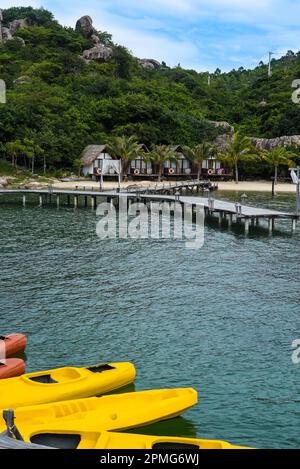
[81,143,228,179]
[163,146,191,176]
[163,146,223,177]
[129,144,151,176]
[81,145,116,178]
[81,144,151,179]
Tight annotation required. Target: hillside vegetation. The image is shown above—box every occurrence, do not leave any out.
[1,6,300,174]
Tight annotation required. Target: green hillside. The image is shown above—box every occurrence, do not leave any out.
[1,6,300,172]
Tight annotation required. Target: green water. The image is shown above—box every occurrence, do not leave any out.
[0,191,300,448]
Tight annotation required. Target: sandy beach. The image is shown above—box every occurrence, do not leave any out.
[52,179,297,194]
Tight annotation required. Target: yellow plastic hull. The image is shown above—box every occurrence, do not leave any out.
[0,362,135,408]
[92,432,252,450]
[0,388,198,444]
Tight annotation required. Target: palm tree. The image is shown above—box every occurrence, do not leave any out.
[183,142,215,181]
[106,136,140,181]
[220,131,256,184]
[145,145,178,182]
[261,147,294,185]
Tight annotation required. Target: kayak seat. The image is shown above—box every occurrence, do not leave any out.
[153,442,200,449]
[29,374,58,384]
[87,364,115,373]
[31,433,81,449]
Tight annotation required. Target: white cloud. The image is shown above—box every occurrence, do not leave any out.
[0,0,41,8]
[3,0,300,71]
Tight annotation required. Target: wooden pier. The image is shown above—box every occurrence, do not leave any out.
[0,187,299,234]
[124,180,217,195]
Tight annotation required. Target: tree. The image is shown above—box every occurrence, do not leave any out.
[4,140,26,167]
[261,147,294,185]
[112,45,135,79]
[73,158,82,177]
[106,135,140,181]
[184,142,214,180]
[23,138,44,174]
[220,132,257,184]
[145,145,178,182]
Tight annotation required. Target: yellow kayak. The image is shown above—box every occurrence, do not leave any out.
[0,363,135,408]
[90,432,252,450]
[0,388,198,445]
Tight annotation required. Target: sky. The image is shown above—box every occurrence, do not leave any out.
[1,0,300,72]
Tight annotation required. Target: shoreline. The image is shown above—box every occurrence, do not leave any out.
[1,176,297,194]
[52,179,297,194]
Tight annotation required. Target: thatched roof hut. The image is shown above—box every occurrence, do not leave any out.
[81,145,108,166]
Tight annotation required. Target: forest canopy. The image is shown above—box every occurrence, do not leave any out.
[1,6,300,173]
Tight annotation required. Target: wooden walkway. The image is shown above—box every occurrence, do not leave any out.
[124,180,217,194]
[0,187,298,234]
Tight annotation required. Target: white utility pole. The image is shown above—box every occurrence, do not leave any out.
[290,167,300,213]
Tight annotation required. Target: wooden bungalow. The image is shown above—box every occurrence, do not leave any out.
[163,146,191,177]
[81,143,229,180]
[128,144,152,176]
[81,145,118,178]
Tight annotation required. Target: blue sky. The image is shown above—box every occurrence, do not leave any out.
[2,0,300,71]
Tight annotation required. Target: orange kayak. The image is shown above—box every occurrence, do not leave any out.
[0,334,27,357]
[0,359,25,379]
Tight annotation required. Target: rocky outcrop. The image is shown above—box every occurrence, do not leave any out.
[9,18,30,35]
[0,10,30,44]
[251,135,300,150]
[139,59,161,70]
[75,15,96,39]
[209,120,234,134]
[1,27,13,41]
[0,177,8,188]
[82,43,113,62]
[13,75,32,85]
[76,15,113,63]
[213,131,300,152]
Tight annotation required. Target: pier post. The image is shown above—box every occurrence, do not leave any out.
[292,218,297,232]
[91,196,95,210]
[228,213,232,228]
[56,195,60,208]
[22,194,26,207]
[268,218,274,234]
[84,196,88,208]
[74,195,78,209]
[218,212,222,225]
[245,218,249,235]
[39,195,43,207]
[67,195,70,206]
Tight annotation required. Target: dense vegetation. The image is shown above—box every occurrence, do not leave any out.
[1,6,300,176]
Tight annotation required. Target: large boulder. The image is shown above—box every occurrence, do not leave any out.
[83,44,113,62]
[75,15,96,38]
[9,18,30,35]
[139,59,161,70]
[1,27,13,41]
